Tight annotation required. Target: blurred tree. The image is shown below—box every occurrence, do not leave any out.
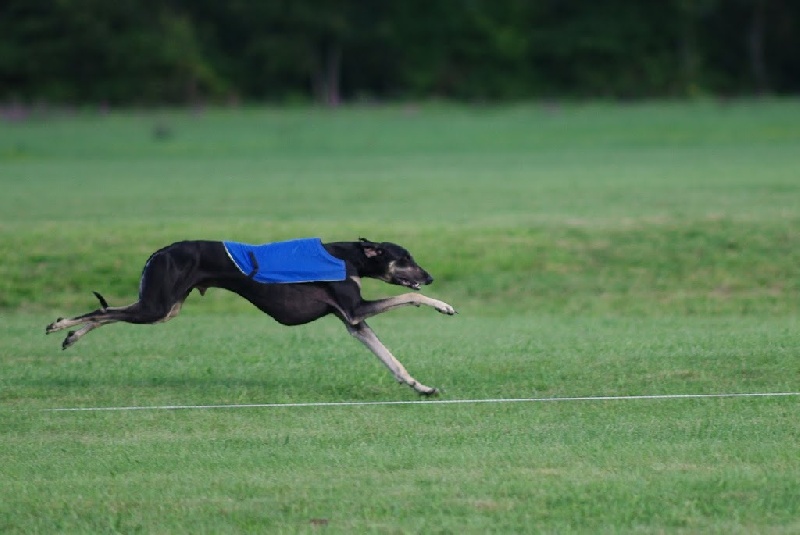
[0,0,225,103]
[1,0,798,104]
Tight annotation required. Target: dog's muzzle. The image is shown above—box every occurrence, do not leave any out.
[397,273,433,290]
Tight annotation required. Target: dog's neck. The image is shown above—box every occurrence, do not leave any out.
[324,242,385,279]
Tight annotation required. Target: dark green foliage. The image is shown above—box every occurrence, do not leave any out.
[2,0,800,103]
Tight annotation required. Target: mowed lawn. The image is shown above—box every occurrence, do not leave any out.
[1,100,799,533]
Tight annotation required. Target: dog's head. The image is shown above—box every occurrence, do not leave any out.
[359,238,433,290]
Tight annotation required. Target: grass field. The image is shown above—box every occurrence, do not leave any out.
[2,99,799,533]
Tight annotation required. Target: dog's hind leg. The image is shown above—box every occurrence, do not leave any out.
[346,321,438,396]
[50,299,187,348]
[46,308,122,334]
[47,299,141,347]
[47,292,187,348]
[60,320,113,350]
[46,292,138,335]
[48,244,197,346]
[46,316,88,334]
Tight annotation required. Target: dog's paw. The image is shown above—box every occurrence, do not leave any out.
[434,301,457,315]
[62,332,77,350]
[46,318,64,334]
[412,382,440,396]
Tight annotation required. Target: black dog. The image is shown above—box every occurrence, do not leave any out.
[46,238,456,395]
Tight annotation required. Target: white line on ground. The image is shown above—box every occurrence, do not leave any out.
[40,391,799,412]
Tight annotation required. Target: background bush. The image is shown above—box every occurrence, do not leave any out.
[2,0,799,105]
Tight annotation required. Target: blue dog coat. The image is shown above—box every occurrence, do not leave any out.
[223,238,346,284]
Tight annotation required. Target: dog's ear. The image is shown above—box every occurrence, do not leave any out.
[359,238,383,258]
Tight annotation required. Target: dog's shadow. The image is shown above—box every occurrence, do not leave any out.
[20,361,416,404]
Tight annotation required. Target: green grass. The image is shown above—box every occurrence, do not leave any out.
[3,315,800,533]
[2,99,800,533]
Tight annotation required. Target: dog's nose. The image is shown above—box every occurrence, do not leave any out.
[425,273,434,285]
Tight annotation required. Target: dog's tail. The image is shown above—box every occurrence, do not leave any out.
[93,291,109,311]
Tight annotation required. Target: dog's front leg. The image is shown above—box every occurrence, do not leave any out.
[346,321,438,396]
[351,293,456,323]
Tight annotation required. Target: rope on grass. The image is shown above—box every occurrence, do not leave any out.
[41,391,800,412]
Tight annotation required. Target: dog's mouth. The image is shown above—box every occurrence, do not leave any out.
[397,278,422,290]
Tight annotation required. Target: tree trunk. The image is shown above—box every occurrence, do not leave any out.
[747,0,768,94]
[678,7,700,96]
[312,43,342,107]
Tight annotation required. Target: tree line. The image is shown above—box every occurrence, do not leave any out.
[1,0,798,105]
